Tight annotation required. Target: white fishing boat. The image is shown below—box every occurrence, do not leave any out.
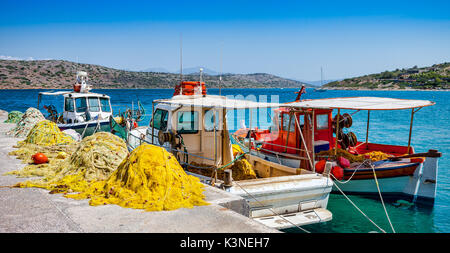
[37,71,113,138]
[123,80,334,230]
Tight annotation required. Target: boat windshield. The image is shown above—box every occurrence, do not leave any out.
[100,97,111,112]
[88,97,100,112]
[75,97,88,113]
[65,98,74,112]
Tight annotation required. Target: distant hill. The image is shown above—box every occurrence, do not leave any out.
[0,60,313,89]
[323,63,450,90]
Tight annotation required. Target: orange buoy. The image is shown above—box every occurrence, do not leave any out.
[32,153,48,164]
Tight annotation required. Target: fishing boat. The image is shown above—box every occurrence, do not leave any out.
[37,71,113,138]
[234,92,441,204]
[121,78,334,230]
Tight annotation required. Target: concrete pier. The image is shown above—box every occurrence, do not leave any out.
[0,110,278,233]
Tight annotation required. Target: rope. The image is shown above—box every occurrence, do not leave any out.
[233,180,311,233]
[369,162,396,233]
[330,173,387,233]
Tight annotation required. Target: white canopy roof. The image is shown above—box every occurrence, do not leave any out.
[154,95,283,109]
[39,91,110,98]
[284,97,435,110]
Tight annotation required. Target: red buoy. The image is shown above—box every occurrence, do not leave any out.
[331,166,344,180]
[32,153,48,164]
[315,159,326,174]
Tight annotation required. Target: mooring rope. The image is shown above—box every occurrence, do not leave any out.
[369,162,396,233]
[330,173,387,233]
[233,180,311,233]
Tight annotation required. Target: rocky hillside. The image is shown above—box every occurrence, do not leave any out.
[324,62,450,90]
[0,60,311,89]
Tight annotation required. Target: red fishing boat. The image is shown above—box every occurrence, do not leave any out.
[233,89,441,204]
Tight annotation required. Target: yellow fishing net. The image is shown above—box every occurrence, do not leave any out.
[187,158,257,181]
[11,132,128,186]
[13,142,208,212]
[317,148,365,163]
[364,151,392,162]
[67,144,209,211]
[22,120,75,146]
[6,120,79,178]
[232,144,243,157]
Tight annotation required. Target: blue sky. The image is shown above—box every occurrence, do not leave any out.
[1,0,449,81]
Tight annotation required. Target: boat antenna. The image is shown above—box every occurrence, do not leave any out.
[321,66,323,86]
[180,33,183,84]
[219,43,222,96]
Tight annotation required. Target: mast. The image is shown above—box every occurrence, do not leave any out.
[180,33,183,84]
[320,66,323,86]
[219,43,222,96]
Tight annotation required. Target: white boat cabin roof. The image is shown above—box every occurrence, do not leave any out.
[39,91,110,99]
[154,95,435,111]
[154,95,283,109]
[284,97,435,111]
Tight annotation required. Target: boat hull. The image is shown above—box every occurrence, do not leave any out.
[252,150,422,198]
[58,119,111,137]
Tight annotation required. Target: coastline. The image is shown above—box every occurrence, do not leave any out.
[319,87,450,92]
[1,86,449,91]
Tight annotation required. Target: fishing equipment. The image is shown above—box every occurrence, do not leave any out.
[22,120,75,146]
[317,148,365,163]
[62,129,81,142]
[10,132,128,186]
[69,144,209,211]
[32,153,48,164]
[338,156,350,168]
[364,151,391,162]
[315,159,326,174]
[331,166,344,180]
[4,111,24,123]
[7,107,45,138]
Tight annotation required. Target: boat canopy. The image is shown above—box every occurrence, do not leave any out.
[39,91,72,96]
[154,95,283,109]
[284,97,435,111]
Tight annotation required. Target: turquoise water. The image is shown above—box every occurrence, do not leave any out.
[0,88,448,233]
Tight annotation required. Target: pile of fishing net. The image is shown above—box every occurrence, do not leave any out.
[69,144,209,211]
[4,111,24,123]
[316,148,393,163]
[12,140,208,211]
[7,120,78,177]
[22,120,75,146]
[363,151,392,162]
[7,107,45,138]
[317,148,365,163]
[11,132,128,183]
[187,158,257,181]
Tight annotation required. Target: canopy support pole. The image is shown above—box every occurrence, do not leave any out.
[312,110,315,172]
[366,110,370,150]
[151,101,155,144]
[284,112,293,153]
[407,108,415,154]
[334,109,340,156]
[248,108,252,151]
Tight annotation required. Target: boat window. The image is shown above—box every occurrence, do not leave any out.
[65,98,74,112]
[316,114,329,130]
[100,97,111,112]
[204,109,219,131]
[88,97,100,112]
[282,114,296,132]
[75,97,87,113]
[151,109,168,131]
[177,111,198,134]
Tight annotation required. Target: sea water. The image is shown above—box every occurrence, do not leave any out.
[0,88,448,233]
